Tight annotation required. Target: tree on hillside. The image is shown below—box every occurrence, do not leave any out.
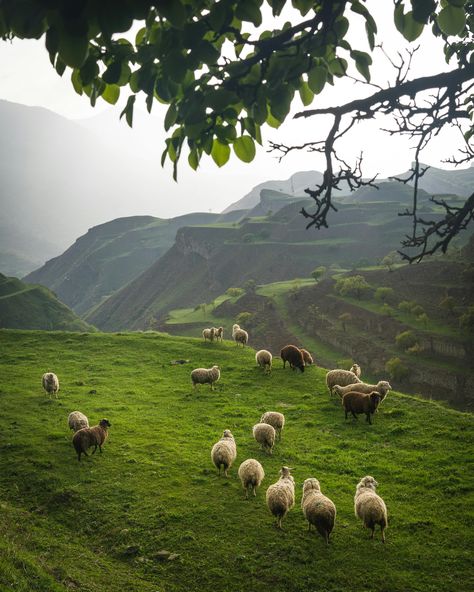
[334,275,371,299]
[2,1,472,261]
[381,251,400,273]
[311,265,327,282]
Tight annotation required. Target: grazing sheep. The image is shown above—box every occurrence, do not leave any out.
[191,365,220,390]
[342,391,381,424]
[256,350,272,373]
[334,380,392,401]
[260,411,285,440]
[253,423,276,454]
[233,328,249,347]
[214,326,224,342]
[42,372,59,398]
[232,323,240,335]
[300,349,314,366]
[68,411,89,432]
[211,429,237,477]
[301,478,337,544]
[72,418,111,462]
[280,345,305,373]
[326,369,361,394]
[354,476,388,542]
[238,459,265,498]
[266,466,295,529]
[350,363,361,377]
[202,327,215,342]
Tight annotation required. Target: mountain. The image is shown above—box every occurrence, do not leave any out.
[392,162,474,197]
[87,180,471,331]
[24,212,219,315]
[0,273,92,331]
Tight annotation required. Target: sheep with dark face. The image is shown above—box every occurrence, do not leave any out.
[280,345,305,373]
[72,419,111,461]
[42,372,59,398]
[301,478,336,544]
[354,476,388,542]
[214,327,224,342]
[211,429,237,477]
[342,391,381,424]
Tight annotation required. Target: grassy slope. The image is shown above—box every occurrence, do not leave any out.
[0,330,473,592]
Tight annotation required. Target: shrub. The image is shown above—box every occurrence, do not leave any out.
[334,275,371,299]
[243,279,256,294]
[395,330,418,351]
[375,287,395,303]
[381,304,395,317]
[398,300,417,313]
[459,305,474,331]
[226,287,244,298]
[417,313,429,328]
[311,266,327,281]
[407,343,423,355]
[411,305,425,317]
[385,357,409,381]
[236,312,252,326]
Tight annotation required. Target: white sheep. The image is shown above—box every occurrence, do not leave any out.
[211,429,237,477]
[326,369,361,395]
[301,478,337,544]
[354,476,388,543]
[233,328,249,347]
[334,380,392,401]
[42,372,59,398]
[253,423,276,454]
[238,459,265,498]
[68,411,89,432]
[266,466,295,529]
[255,350,272,373]
[191,365,220,390]
[260,411,285,440]
[350,363,361,377]
[202,327,215,342]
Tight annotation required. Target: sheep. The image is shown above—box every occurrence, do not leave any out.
[342,391,382,424]
[202,327,215,342]
[301,478,337,544]
[266,466,295,529]
[300,349,314,366]
[68,411,89,432]
[72,418,111,462]
[333,380,392,401]
[255,349,272,374]
[191,365,220,390]
[42,372,59,398]
[280,344,305,373]
[260,411,285,440]
[214,326,224,342]
[238,459,265,498]
[325,369,361,394]
[211,429,237,477]
[252,423,276,454]
[232,323,248,347]
[354,476,388,543]
[350,363,361,378]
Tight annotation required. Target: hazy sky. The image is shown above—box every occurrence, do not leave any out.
[0,3,465,218]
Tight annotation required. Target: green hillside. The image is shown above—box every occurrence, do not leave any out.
[0,274,93,331]
[0,330,473,592]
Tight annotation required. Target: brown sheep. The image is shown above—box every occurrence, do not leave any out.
[300,349,314,366]
[72,418,111,461]
[342,391,381,425]
[280,345,305,373]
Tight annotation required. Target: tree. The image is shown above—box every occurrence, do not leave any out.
[439,295,456,315]
[417,312,429,328]
[236,311,252,326]
[243,279,257,294]
[385,357,409,382]
[226,287,244,298]
[2,1,472,261]
[381,251,400,273]
[374,287,395,303]
[334,275,371,299]
[311,266,327,281]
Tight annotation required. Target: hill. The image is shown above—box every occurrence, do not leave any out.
[24,213,219,316]
[0,274,93,331]
[86,182,472,331]
[0,329,472,592]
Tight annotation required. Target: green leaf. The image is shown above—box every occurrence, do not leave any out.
[291,0,315,16]
[266,108,282,129]
[164,103,178,131]
[437,5,466,35]
[102,84,120,105]
[120,95,136,128]
[235,0,263,27]
[71,69,83,95]
[45,27,59,65]
[211,139,231,167]
[157,1,186,29]
[308,65,327,94]
[102,61,122,84]
[58,33,89,68]
[269,85,293,121]
[333,16,349,39]
[412,0,437,23]
[55,56,66,77]
[188,148,201,171]
[298,81,314,106]
[327,57,347,77]
[351,50,372,82]
[268,0,286,17]
[233,136,256,163]
[395,9,425,41]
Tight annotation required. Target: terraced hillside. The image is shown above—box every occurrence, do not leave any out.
[0,274,92,331]
[0,330,472,592]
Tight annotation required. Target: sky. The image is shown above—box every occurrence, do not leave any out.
[0,2,465,219]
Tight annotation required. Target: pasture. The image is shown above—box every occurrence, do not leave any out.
[0,329,472,591]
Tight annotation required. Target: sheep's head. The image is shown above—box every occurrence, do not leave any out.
[223,429,233,439]
[333,385,343,398]
[357,475,378,491]
[377,380,392,395]
[350,363,361,377]
[280,466,293,478]
[302,478,321,494]
[99,418,111,428]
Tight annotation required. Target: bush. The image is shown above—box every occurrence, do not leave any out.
[395,330,418,351]
[385,357,409,381]
[381,304,395,317]
[411,305,425,317]
[375,287,395,303]
[334,275,371,299]
[398,300,417,313]
[311,266,327,281]
[459,305,474,331]
[236,312,252,326]
[226,287,244,298]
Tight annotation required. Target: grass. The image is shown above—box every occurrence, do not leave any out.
[166,294,235,325]
[0,329,472,592]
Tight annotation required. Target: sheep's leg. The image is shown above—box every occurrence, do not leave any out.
[351,410,358,419]
[253,486,257,497]
[92,445,97,454]
[325,533,330,545]
[381,527,386,543]
[367,413,372,425]
[99,445,103,453]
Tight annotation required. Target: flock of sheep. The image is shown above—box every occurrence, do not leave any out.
[41,323,392,543]
[196,325,391,542]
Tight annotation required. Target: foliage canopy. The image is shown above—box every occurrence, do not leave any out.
[1,0,473,260]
